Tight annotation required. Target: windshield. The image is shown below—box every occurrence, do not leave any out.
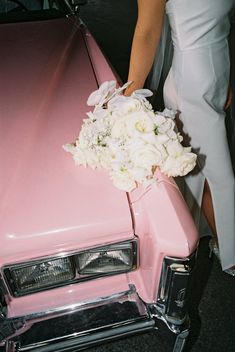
[0,0,71,23]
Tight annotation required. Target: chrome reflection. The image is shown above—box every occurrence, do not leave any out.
[156,252,197,325]
[0,285,152,349]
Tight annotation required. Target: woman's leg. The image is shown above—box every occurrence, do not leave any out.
[202,180,217,238]
[202,180,235,271]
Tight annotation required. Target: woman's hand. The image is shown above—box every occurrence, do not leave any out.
[123,81,140,96]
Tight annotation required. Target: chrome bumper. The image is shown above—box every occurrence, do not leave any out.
[0,252,197,352]
[0,284,189,352]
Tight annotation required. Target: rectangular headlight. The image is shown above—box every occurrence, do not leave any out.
[3,239,138,297]
[76,242,137,275]
[4,257,75,296]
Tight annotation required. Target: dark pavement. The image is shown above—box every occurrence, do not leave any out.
[80,2,235,351]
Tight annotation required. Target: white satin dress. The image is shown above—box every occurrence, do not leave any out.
[163,0,235,270]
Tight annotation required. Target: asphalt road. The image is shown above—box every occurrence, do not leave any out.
[80,2,235,351]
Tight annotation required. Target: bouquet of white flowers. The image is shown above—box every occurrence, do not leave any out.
[63,81,197,192]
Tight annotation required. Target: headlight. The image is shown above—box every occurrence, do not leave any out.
[77,242,136,275]
[3,240,138,297]
[4,257,75,296]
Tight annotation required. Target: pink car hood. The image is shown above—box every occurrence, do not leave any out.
[0,19,133,265]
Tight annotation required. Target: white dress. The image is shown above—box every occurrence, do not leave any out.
[163,0,235,270]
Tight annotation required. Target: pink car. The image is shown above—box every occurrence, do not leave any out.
[0,1,198,351]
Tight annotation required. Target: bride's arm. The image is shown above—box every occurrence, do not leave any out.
[125,0,166,96]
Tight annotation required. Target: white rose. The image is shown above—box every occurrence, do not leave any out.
[153,114,167,126]
[131,90,154,111]
[111,117,128,139]
[110,169,136,192]
[161,152,197,177]
[165,139,185,157]
[125,111,155,135]
[139,132,159,144]
[155,133,170,145]
[160,108,176,119]
[130,143,165,169]
[108,96,143,116]
[158,118,175,134]
[166,129,177,140]
[129,166,151,183]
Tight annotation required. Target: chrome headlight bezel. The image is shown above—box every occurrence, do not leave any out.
[2,239,138,297]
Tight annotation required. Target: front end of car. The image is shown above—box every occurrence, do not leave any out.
[0,2,198,351]
[0,252,197,352]
[0,239,150,352]
[0,173,198,352]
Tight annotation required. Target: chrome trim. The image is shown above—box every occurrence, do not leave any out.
[0,280,193,352]
[5,341,18,352]
[148,303,189,352]
[10,321,154,352]
[5,284,137,323]
[148,304,190,335]
[1,239,138,297]
[0,276,7,318]
[156,252,197,325]
[0,285,141,342]
[1,285,155,351]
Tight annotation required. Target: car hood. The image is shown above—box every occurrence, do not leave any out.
[0,18,133,265]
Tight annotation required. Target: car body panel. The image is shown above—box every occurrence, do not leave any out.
[128,171,198,302]
[0,18,133,266]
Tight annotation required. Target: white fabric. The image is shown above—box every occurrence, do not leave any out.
[163,0,235,270]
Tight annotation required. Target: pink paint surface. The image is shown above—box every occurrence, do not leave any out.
[0,18,133,266]
[7,274,130,318]
[0,18,199,319]
[128,170,198,302]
